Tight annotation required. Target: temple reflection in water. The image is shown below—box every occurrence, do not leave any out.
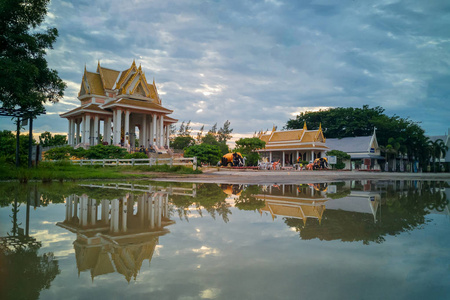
[57,183,195,282]
[254,181,380,226]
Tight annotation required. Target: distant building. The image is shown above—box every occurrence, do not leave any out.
[60,61,177,150]
[256,123,328,167]
[325,130,383,170]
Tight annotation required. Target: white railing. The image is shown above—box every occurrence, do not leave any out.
[68,156,197,169]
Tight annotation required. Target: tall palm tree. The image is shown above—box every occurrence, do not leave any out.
[428,139,448,172]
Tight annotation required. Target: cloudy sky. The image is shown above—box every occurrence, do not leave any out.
[2,0,450,141]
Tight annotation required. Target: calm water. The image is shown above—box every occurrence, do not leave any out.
[0,180,449,300]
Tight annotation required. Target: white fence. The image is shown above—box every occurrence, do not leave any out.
[68,157,197,169]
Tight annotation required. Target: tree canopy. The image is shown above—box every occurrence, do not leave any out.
[235,137,266,166]
[0,0,66,112]
[38,131,67,147]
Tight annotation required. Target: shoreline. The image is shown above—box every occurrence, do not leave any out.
[149,169,450,184]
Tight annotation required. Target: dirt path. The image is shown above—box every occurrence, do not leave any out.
[149,169,450,184]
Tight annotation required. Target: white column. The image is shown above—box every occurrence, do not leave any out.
[81,195,88,227]
[112,110,117,145]
[296,151,299,162]
[67,119,72,146]
[81,117,86,144]
[166,125,170,147]
[104,117,111,145]
[111,199,119,232]
[101,200,109,223]
[93,115,99,145]
[89,117,94,146]
[71,119,76,145]
[159,116,164,147]
[75,120,80,145]
[149,117,154,146]
[149,194,154,229]
[152,114,157,145]
[122,196,127,232]
[115,109,122,145]
[157,194,162,228]
[282,151,285,167]
[124,110,130,146]
[311,150,314,161]
[141,115,147,147]
[85,115,91,145]
[89,198,96,225]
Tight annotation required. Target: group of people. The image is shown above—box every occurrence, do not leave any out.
[258,157,329,170]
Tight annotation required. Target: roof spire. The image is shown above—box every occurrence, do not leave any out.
[319,123,322,131]
[303,122,307,131]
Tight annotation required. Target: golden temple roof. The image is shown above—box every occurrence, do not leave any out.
[257,123,327,151]
[78,61,162,104]
[102,98,173,113]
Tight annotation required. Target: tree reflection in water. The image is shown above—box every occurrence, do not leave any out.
[171,183,231,222]
[0,186,60,300]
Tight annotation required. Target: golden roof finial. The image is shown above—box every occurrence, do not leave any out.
[319,123,322,131]
[303,122,307,131]
[272,125,276,132]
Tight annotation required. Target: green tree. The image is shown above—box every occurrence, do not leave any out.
[0,0,66,112]
[0,130,36,166]
[235,137,266,166]
[38,131,67,147]
[217,120,233,143]
[209,123,217,135]
[196,125,204,144]
[326,150,350,170]
[202,133,229,156]
[171,135,195,150]
[184,143,222,165]
[428,139,448,172]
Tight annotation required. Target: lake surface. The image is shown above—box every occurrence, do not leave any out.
[1,180,449,300]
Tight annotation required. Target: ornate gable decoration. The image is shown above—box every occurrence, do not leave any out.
[78,66,90,97]
[315,123,326,143]
[78,61,162,104]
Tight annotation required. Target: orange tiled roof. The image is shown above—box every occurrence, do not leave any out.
[99,67,121,90]
[85,72,105,96]
[103,98,173,113]
[261,143,328,150]
[270,129,304,142]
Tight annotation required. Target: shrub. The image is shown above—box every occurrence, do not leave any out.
[124,152,148,159]
[84,144,128,159]
[184,144,222,165]
[44,145,72,160]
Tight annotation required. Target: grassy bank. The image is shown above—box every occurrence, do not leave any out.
[0,161,202,182]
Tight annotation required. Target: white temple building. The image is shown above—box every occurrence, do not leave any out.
[60,61,177,151]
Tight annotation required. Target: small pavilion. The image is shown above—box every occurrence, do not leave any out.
[256,123,328,167]
[60,61,177,150]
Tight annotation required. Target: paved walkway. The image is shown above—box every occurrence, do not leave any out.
[152,169,450,184]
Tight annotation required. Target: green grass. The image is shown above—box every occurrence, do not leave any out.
[0,160,202,182]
